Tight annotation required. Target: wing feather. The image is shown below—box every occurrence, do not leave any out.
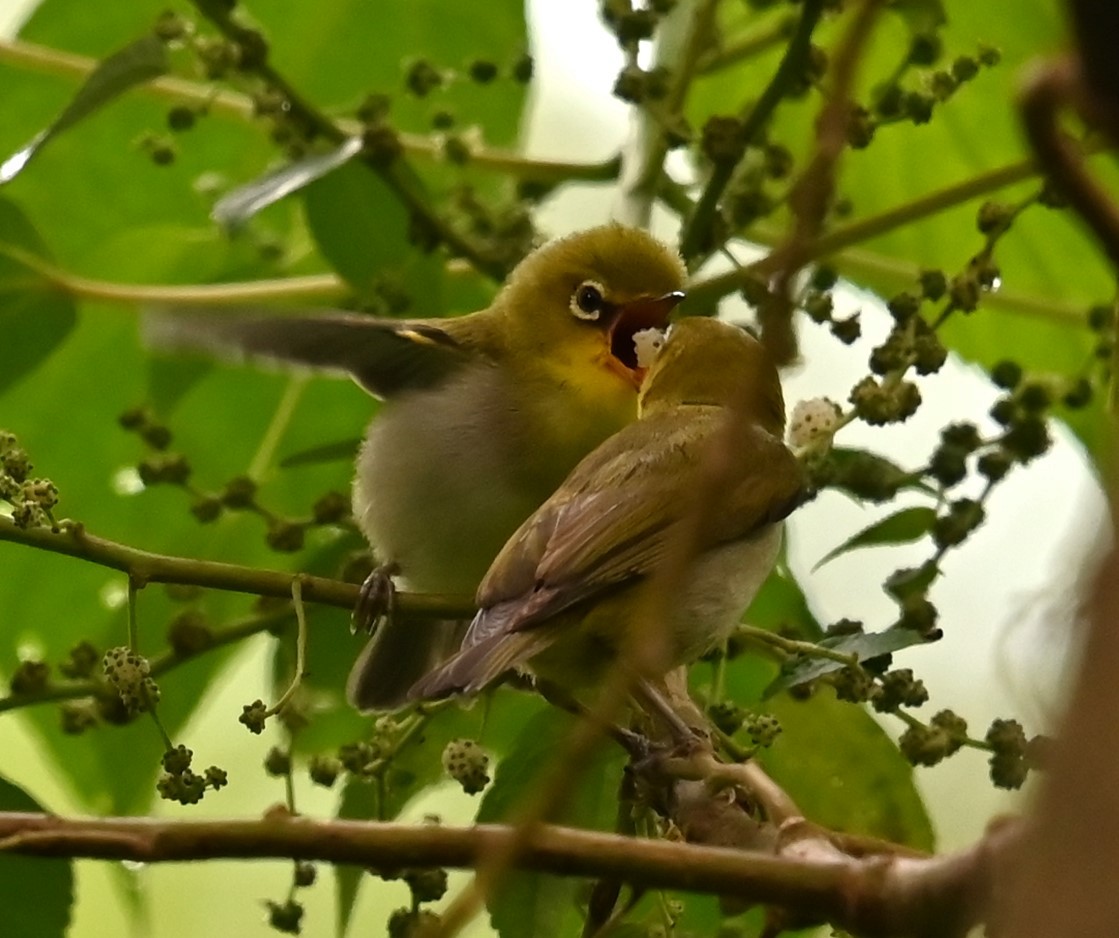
[143,306,473,398]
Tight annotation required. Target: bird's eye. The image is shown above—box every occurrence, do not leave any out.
[570,281,606,321]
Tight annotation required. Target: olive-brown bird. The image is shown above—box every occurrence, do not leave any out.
[408,317,806,703]
[146,225,687,709]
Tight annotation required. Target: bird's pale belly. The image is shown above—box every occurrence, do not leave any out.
[351,367,617,595]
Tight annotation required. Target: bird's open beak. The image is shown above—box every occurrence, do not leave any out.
[607,291,686,385]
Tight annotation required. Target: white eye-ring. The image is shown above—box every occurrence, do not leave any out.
[570,280,607,321]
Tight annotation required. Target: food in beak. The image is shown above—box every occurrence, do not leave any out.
[609,291,685,370]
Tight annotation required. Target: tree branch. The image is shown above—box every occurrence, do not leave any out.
[759,0,888,362]
[0,36,620,186]
[0,809,1021,937]
[678,0,826,265]
[0,517,471,618]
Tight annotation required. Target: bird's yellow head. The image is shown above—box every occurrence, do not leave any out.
[493,224,687,391]
[639,317,787,435]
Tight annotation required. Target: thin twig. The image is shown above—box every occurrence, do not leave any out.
[0,516,471,617]
[760,0,888,362]
[696,14,796,74]
[619,0,720,227]
[678,0,827,265]
[0,38,619,185]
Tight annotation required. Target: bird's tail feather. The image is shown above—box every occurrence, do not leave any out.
[346,616,468,712]
[407,629,555,701]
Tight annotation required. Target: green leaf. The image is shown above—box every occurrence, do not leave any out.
[758,688,935,850]
[816,447,934,504]
[302,158,446,310]
[814,506,937,570]
[0,775,74,938]
[0,33,167,184]
[890,0,948,33]
[477,708,626,938]
[0,197,76,394]
[762,627,935,696]
[722,565,934,850]
[744,562,823,640]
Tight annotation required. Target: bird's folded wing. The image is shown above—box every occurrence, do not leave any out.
[143,306,473,398]
[471,407,808,646]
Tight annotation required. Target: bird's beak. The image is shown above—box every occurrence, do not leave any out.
[607,291,686,385]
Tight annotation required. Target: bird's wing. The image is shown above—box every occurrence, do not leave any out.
[143,306,476,398]
[471,406,805,646]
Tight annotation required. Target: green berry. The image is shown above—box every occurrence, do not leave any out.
[266,520,305,553]
[403,867,448,903]
[264,746,291,777]
[977,449,1012,482]
[308,755,342,788]
[10,659,50,695]
[990,360,1022,390]
[468,60,498,83]
[951,55,979,82]
[405,60,443,97]
[908,32,942,65]
[167,105,196,132]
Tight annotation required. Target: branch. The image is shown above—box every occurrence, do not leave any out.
[0,606,292,714]
[0,40,617,187]
[0,809,1021,936]
[696,13,795,75]
[760,0,888,362]
[683,144,1097,310]
[183,0,515,280]
[618,0,720,228]
[678,0,826,264]
[0,517,471,618]
[1019,58,1119,267]
[0,243,348,305]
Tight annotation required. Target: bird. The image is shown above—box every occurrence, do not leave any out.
[407,316,807,708]
[144,224,688,710]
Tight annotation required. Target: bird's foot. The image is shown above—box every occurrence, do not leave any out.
[351,561,400,635]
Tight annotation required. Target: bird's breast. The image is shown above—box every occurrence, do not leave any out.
[351,363,635,594]
[668,524,784,664]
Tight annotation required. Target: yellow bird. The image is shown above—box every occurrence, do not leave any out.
[408,317,806,703]
[147,225,687,709]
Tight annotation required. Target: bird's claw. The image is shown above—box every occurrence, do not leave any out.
[352,561,400,635]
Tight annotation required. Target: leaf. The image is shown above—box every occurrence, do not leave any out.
[759,688,935,850]
[477,708,626,938]
[813,506,937,570]
[302,158,446,310]
[890,0,948,33]
[0,33,167,184]
[744,562,823,640]
[0,775,74,938]
[722,564,935,850]
[815,447,935,504]
[212,137,364,230]
[0,197,76,394]
[762,626,935,696]
[722,644,934,850]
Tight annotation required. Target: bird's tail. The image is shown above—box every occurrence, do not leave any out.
[407,628,554,701]
[346,615,468,712]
